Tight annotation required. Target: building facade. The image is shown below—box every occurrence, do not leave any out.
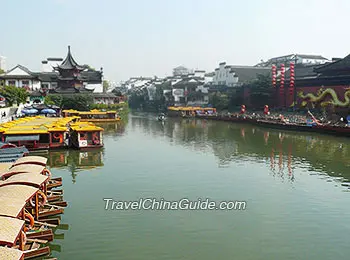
[255,54,330,67]
[212,62,271,87]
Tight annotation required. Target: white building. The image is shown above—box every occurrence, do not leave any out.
[255,54,331,67]
[212,62,270,87]
[173,66,191,76]
[0,56,6,72]
[0,65,41,90]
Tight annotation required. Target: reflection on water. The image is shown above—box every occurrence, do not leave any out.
[48,114,350,260]
[130,113,350,189]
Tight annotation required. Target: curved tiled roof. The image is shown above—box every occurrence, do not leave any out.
[56,46,85,71]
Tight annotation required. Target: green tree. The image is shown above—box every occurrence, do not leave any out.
[44,94,93,110]
[0,86,29,106]
[209,92,229,111]
[0,68,4,74]
[247,73,274,108]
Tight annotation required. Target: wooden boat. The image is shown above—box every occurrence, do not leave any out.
[25,228,53,242]
[0,216,50,259]
[0,165,62,197]
[0,246,24,260]
[69,122,104,149]
[63,109,121,122]
[12,156,47,167]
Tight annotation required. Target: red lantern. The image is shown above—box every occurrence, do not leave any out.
[264,105,269,115]
[240,105,246,114]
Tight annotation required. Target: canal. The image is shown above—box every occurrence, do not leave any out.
[44,112,350,259]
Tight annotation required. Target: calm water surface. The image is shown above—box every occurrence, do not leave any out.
[42,113,350,259]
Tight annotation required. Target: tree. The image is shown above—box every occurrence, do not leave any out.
[44,94,93,110]
[209,92,229,111]
[0,68,4,74]
[247,73,274,108]
[0,86,29,106]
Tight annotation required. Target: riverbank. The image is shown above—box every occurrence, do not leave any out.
[191,112,350,137]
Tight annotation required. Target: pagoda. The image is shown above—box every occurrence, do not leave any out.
[50,46,96,94]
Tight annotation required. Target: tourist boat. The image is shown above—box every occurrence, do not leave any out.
[167,106,217,118]
[0,216,50,259]
[0,116,80,150]
[63,109,121,122]
[0,246,24,260]
[69,122,104,149]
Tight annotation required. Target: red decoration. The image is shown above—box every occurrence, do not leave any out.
[271,65,277,87]
[240,105,246,114]
[264,105,269,115]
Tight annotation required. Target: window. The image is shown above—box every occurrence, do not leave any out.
[22,80,29,86]
[8,80,16,86]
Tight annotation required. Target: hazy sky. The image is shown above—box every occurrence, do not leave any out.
[1,0,350,82]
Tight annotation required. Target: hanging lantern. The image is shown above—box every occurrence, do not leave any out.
[271,65,277,87]
[280,64,285,96]
[240,105,246,114]
[264,105,269,115]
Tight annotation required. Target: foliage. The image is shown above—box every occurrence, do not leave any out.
[209,92,229,111]
[44,94,63,107]
[0,68,4,74]
[44,94,93,110]
[0,85,29,106]
[245,73,274,108]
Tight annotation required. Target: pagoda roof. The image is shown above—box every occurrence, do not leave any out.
[55,46,86,71]
[314,54,350,74]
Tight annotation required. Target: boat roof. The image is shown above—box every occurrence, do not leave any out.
[0,164,45,179]
[0,184,38,202]
[0,216,25,246]
[0,196,26,217]
[63,109,117,115]
[0,116,80,135]
[12,156,47,167]
[9,164,45,173]
[0,172,49,188]
[70,122,104,132]
[0,246,24,260]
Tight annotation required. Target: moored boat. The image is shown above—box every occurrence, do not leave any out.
[69,122,104,149]
[63,109,121,122]
[167,106,217,118]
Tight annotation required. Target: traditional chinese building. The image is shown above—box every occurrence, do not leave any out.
[48,46,100,94]
[277,54,350,111]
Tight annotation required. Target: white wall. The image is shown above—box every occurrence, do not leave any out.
[213,62,238,86]
[5,79,40,90]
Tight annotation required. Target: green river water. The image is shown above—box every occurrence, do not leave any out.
[41,112,350,260]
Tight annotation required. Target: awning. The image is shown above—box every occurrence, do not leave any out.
[5,135,40,142]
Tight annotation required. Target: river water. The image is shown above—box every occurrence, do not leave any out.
[43,112,350,260]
